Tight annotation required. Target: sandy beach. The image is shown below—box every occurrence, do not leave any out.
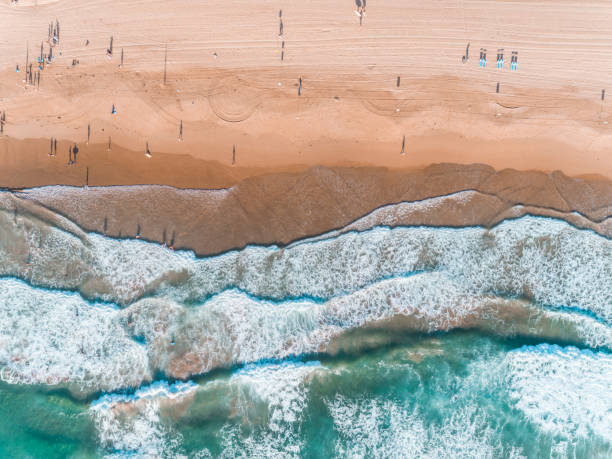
[1,0,611,188]
[2,3,612,456]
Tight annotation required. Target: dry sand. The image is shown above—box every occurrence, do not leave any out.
[1,0,612,186]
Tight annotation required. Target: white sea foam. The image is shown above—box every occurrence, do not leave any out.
[0,278,150,392]
[506,345,612,445]
[341,190,483,232]
[124,277,485,378]
[90,233,197,304]
[0,272,609,392]
[214,361,324,458]
[229,360,323,428]
[123,292,322,377]
[3,196,612,320]
[89,361,323,458]
[1,209,611,390]
[123,276,611,380]
[91,380,198,411]
[90,380,197,458]
[2,200,611,323]
[97,401,182,458]
[3,190,610,456]
[0,205,94,291]
[82,344,611,458]
[178,216,610,323]
[327,396,524,459]
[21,184,230,205]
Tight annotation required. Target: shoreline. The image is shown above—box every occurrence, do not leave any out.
[9,163,612,256]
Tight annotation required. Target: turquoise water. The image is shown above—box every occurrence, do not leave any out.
[0,383,96,458]
[0,205,610,458]
[2,332,610,457]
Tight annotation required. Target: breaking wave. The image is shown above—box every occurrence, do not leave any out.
[0,194,610,457]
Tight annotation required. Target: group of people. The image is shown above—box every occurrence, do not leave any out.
[478,47,517,71]
[47,137,80,165]
[67,144,79,165]
[19,20,60,87]
[48,138,57,157]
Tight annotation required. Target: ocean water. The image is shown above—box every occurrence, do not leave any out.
[0,202,610,458]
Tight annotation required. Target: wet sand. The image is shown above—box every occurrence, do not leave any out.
[14,164,612,255]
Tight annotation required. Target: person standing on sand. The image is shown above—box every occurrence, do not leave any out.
[465,43,470,62]
[355,0,363,24]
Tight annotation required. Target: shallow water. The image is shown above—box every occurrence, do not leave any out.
[3,333,610,458]
[0,209,610,457]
